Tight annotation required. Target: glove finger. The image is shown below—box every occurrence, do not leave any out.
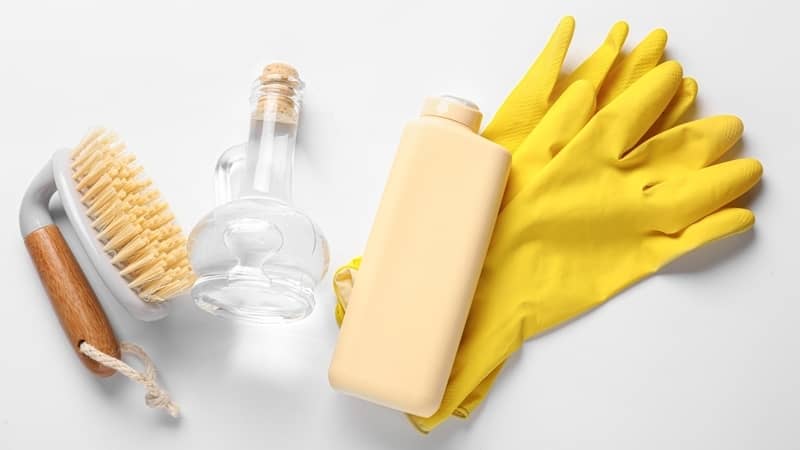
[642,77,698,141]
[570,61,683,160]
[673,207,755,253]
[647,158,762,234]
[623,115,743,177]
[649,208,755,266]
[482,16,575,151]
[597,28,668,108]
[503,79,596,209]
[551,21,628,99]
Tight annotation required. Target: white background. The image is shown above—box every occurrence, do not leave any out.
[0,1,797,448]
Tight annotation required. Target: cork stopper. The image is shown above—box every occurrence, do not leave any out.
[252,62,303,125]
[260,62,300,82]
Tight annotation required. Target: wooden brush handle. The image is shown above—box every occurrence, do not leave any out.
[24,224,120,377]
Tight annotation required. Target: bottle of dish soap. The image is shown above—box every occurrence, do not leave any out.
[329,96,510,417]
[188,63,329,324]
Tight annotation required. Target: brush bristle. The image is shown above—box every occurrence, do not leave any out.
[70,127,195,303]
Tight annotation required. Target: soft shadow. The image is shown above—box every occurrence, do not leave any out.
[720,136,746,161]
[139,296,239,371]
[663,228,756,274]
[223,323,463,449]
[327,395,464,448]
[732,173,766,207]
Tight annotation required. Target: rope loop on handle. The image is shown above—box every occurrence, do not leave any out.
[79,341,180,418]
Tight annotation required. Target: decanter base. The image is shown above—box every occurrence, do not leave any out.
[192,268,315,324]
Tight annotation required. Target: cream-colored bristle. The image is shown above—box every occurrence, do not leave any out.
[129,261,166,289]
[103,223,141,252]
[86,189,117,217]
[71,127,195,303]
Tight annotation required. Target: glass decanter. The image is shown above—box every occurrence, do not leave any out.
[188,62,329,323]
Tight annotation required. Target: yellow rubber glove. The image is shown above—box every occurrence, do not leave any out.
[333,18,697,426]
[335,17,697,325]
[482,17,670,152]
[336,61,761,433]
[437,61,759,432]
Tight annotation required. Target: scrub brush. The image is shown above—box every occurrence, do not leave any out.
[70,128,195,305]
[20,127,194,416]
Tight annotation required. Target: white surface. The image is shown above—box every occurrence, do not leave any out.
[0,1,797,448]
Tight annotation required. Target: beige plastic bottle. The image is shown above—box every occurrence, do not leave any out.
[328,95,510,417]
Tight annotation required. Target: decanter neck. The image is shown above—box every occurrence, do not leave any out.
[242,62,304,203]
